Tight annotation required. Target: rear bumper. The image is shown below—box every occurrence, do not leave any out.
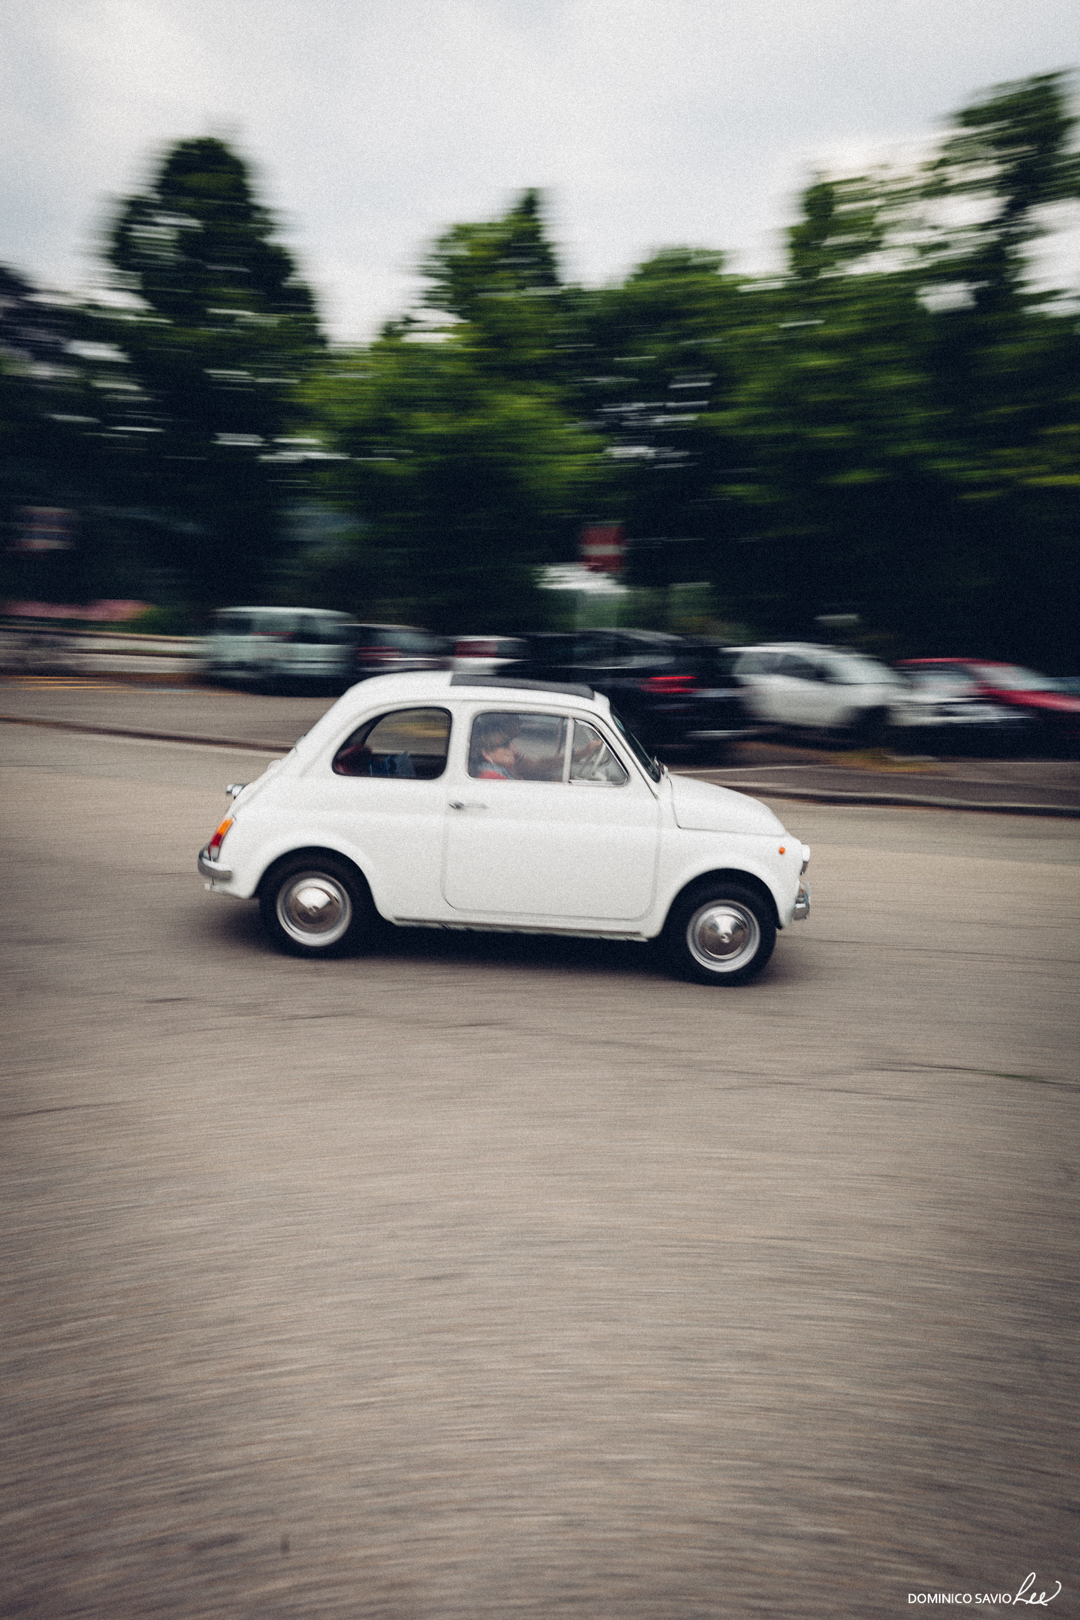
[198,846,233,882]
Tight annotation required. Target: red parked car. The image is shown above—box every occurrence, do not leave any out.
[896,660,1080,753]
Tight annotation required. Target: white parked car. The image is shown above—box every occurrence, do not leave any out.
[198,673,810,985]
[451,635,527,676]
[730,642,914,743]
[202,606,360,691]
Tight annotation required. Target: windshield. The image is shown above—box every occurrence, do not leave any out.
[970,663,1060,692]
[610,709,663,782]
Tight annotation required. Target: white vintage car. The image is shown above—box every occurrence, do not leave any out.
[198,673,809,984]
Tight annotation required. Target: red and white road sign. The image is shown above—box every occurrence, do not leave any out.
[579,523,624,574]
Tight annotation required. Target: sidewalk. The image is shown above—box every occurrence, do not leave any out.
[693,742,1080,816]
[1,676,1078,816]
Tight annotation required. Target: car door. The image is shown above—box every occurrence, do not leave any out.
[768,652,826,725]
[248,610,296,681]
[212,610,251,677]
[737,650,792,723]
[323,706,452,918]
[441,709,659,921]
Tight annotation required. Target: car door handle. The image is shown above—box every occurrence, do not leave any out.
[448,800,488,811]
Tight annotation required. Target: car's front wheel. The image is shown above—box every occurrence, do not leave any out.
[259,855,373,957]
[848,706,888,747]
[663,882,776,986]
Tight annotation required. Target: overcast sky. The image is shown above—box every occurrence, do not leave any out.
[3,0,1078,341]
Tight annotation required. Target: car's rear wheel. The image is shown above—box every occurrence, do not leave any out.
[664,882,776,986]
[849,706,888,747]
[260,855,372,957]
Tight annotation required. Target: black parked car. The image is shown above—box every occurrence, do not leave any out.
[344,624,450,686]
[507,629,762,760]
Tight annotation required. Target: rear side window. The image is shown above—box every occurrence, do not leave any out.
[215,612,251,636]
[333,708,451,779]
[777,654,818,680]
[304,615,356,646]
[251,611,296,637]
[738,651,776,675]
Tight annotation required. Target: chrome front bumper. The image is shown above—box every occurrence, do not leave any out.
[198,846,233,882]
[793,880,810,921]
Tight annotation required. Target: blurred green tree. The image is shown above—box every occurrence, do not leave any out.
[0,266,106,601]
[571,247,761,595]
[310,324,603,632]
[710,77,1080,665]
[419,189,571,384]
[923,70,1080,314]
[82,137,324,604]
[308,191,606,630]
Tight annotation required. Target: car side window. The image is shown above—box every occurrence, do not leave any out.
[216,612,250,636]
[569,721,628,784]
[578,633,630,668]
[333,707,451,779]
[469,711,569,781]
[778,654,817,680]
[739,651,775,675]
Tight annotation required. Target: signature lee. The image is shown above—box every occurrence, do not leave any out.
[1014,1572,1063,1606]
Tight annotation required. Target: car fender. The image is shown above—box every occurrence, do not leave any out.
[212,816,380,905]
[652,832,802,934]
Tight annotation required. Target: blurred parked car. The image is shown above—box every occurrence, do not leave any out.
[452,635,527,676]
[202,607,360,691]
[508,629,763,760]
[198,670,810,985]
[896,660,1080,754]
[729,643,914,743]
[346,624,450,685]
[891,665,1037,753]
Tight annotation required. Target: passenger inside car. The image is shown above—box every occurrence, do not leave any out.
[470,716,522,779]
[469,712,569,781]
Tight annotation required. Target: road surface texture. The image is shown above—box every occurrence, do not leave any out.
[2,723,1077,1619]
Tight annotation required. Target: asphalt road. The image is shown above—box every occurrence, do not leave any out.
[2,724,1078,1619]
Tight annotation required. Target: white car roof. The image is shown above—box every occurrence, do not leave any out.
[342,669,601,706]
[290,671,612,765]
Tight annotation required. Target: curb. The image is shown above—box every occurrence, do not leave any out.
[710,779,1080,818]
[0,669,200,685]
[3,712,1077,816]
[0,713,288,755]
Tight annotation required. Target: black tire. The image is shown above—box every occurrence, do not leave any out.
[259,854,373,958]
[663,881,776,986]
[849,707,888,747]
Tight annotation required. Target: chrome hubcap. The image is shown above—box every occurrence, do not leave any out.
[277,873,352,947]
[686,900,760,973]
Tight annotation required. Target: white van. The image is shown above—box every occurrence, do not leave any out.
[202,607,360,691]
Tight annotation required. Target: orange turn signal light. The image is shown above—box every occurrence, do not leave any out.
[208,817,234,854]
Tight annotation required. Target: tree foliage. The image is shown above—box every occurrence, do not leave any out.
[4,78,1077,665]
[310,333,603,631]
[80,137,323,602]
